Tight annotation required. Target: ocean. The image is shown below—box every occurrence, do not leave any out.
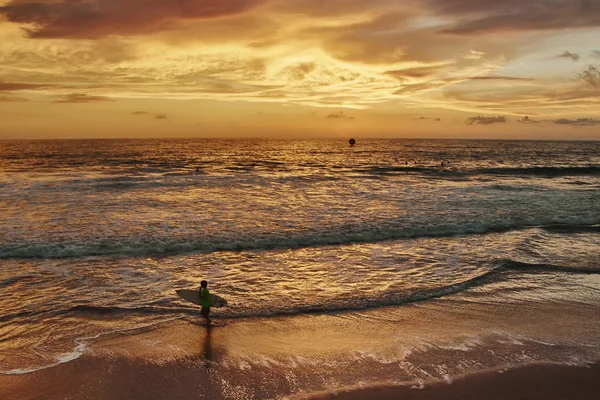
[1,138,599,398]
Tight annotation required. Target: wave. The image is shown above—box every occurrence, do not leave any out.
[2,221,599,260]
[58,262,598,322]
[543,224,600,234]
[223,269,504,319]
[0,301,188,323]
[11,170,295,193]
[0,270,504,326]
[477,166,600,177]
[2,257,595,326]
[499,259,600,274]
[7,164,599,197]
[355,166,467,178]
[355,165,600,178]
[0,316,183,376]
[0,275,36,288]
[0,342,88,376]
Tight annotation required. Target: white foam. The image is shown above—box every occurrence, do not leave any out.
[3,214,598,260]
[3,342,88,376]
[0,316,184,376]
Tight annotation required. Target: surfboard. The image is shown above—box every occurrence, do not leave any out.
[176,289,228,308]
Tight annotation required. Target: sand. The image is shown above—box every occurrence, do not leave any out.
[2,350,598,400]
[2,301,600,399]
[309,363,600,400]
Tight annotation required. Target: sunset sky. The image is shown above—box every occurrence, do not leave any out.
[1,0,600,139]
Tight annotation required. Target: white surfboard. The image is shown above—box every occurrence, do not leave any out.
[176,289,228,308]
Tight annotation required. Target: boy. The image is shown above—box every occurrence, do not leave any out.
[199,280,212,325]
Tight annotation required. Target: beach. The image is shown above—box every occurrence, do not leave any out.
[311,363,600,400]
[2,292,600,400]
[3,347,600,400]
[7,354,600,400]
[1,139,599,399]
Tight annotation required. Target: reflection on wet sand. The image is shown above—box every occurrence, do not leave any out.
[2,298,600,400]
[201,325,213,370]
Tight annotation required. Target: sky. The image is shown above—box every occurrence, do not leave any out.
[1,0,600,140]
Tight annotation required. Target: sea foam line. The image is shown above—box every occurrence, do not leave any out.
[0,316,184,376]
[1,220,598,260]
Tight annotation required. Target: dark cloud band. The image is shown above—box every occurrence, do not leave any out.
[0,0,269,38]
[429,0,600,35]
[553,117,600,126]
[467,116,507,125]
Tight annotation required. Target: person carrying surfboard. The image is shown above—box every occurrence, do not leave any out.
[200,280,212,325]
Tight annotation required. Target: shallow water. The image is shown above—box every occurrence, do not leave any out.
[1,138,599,377]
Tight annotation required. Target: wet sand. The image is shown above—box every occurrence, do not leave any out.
[2,351,598,400]
[2,300,600,400]
[310,363,600,400]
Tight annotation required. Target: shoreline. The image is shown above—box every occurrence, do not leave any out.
[2,353,598,400]
[308,362,600,400]
[2,297,600,399]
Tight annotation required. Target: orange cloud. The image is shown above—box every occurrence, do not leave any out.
[1,0,598,139]
[553,117,600,126]
[468,76,534,81]
[54,93,111,103]
[0,95,28,102]
[517,116,540,124]
[0,0,269,38]
[428,0,600,35]
[326,111,354,119]
[467,116,507,125]
[385,66,445,80]
[0,81,53,90]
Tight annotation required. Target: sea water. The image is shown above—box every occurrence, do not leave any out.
[1,138,599,377]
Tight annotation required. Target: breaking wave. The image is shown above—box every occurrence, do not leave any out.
[2,220,598,260]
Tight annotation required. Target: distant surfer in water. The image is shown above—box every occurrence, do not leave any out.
[200,280,212,325]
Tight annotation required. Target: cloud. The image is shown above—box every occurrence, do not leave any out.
[326,111,354,120]
[557,51,580,61]
[132,110,167,119]
[310,10,481,66]
[270,0,385,17]
[0,81,53,91]
[517,116,540,124]
[553,118,600,126]
[430,0,600,35]
[0,1,526,110]
[579,65,600,88]
[0,81,50,101]
[0,95,28,102]
[54,93,111,103]
[385,66,445,80]
[591,50,600,59]
[394,82,451,96]
[466,116,507,125]
[467,76,533,81]
[387,70,530,85]
[418,116,442,121]
[0,0,594,115]
[0,0,269,38]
